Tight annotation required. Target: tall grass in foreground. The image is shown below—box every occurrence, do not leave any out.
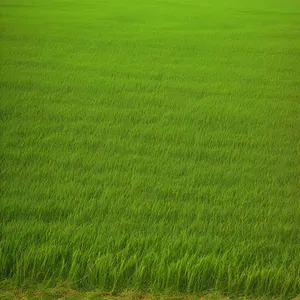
[1,0,300,298]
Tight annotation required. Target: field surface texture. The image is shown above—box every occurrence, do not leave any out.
[1,0,300,298]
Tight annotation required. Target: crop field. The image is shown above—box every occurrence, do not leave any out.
[1,0,300,299]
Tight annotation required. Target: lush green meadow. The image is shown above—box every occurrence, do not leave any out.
[1,0,300,298]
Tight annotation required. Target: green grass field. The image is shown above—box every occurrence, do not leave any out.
[1,0,300,299]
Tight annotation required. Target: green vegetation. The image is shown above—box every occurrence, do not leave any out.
[0,288,282,300]
[0,287,288,300]
[1,0,299,299]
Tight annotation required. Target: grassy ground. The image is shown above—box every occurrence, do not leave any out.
[1,0,300,299]
[1,287,295,300]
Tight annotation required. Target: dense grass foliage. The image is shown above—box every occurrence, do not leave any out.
[1,0,300,298]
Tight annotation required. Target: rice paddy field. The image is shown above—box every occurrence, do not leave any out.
[1,0,300,299]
